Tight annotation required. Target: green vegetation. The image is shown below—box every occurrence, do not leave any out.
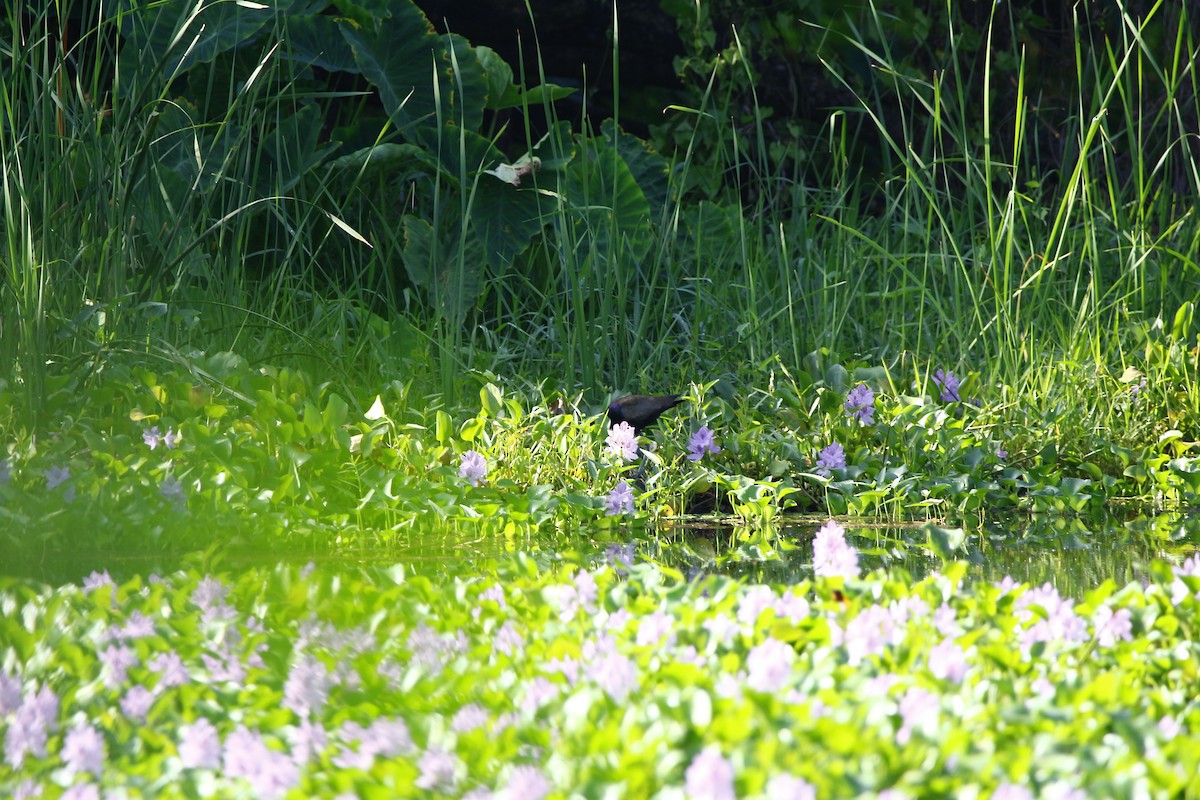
[3,0,1200,797]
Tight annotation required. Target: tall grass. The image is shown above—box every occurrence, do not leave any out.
[2,0,1198,432]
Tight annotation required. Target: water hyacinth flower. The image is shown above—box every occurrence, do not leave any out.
[687,425,722,461]
[176,719,222,767]
[844,382,876,424]
[160,476,186,507]
[45,465,70,489]
[144,426,181,450]
[812,520,860,580]
[746,636,797,693]
[685,745,736,800]
[459,450,488,486]
[814,442,846,477]
[932,368,961,402]
[766,775,816,800]
[62,722,106,776]
[605,421,640,461]
[605,481,635,516]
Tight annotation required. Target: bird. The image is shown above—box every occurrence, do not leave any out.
[607,394,683,435]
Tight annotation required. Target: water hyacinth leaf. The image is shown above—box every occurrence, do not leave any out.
[460,416,485,442]
[481,383,504,416]
[435,410,452,446]
[1172,300,1194,340]
[925,524,966,563]
[323,393,349,431]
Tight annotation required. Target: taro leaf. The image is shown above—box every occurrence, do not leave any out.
[113,0,325,99]
[470,175,546,273]
[399,216,483,326]
[683,200,737,260]
[563,133,653,264]
[338,6,438,132]
[265,103,340,192]
[474,45,515,109]
[328,142,442,177]
[282,14,359,73]
[413,125,505,184]
[490,81,578,111]
[601,119,669,219]
[338,9,487,140]
[477,46,576,110]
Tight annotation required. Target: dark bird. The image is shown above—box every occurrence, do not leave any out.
[607,394,683,435]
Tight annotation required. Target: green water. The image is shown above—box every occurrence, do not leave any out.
[7,511,1199,591]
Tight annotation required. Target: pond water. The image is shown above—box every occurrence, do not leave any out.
[5,511,1198,591]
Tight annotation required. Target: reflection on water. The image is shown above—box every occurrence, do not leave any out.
[6,513,1200,594]
[642,512,1200,594]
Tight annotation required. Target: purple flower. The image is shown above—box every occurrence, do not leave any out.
[283,655,332,718]
[766,774,816,800]
[144,426,181,450]
[991,784,1034,800]
[0,672,21,715]
[605,421,640,461]
[332,720,410,768]
[81,570,115,594]
[4,684,58,768]
[178,718,221,769]
[62,722,106,776]
[928,638,968,683]
[604,542,636,572]
[451,703,489,733]
[60,785,99,800]
[687,425,722,461]
[116,610,157,639]
[0,459,11,485]
[148,651,189,687]
[635,610,676,648]
[289,718,327,765]
[815,442,846,477]
[520,677,560,713]
[500,765,551,800]
[191,575,229,611]
[604,481,635,516]
[223,726,298,799]
[840,604,900,665]
[685,745,736,800]
[994,442,1008,459]
[1092,604,1133,647]
[459,450,488,486]
[120,686,155,721]
[100,644,138,688]
[896,686,939,744]
[585,650,639,702]
[45,465,70,490]
[160,476,186,506]
[812,520,860,580]
[845,383,876,424]
[932,368,961,402]
[746,637,796,693]
[416,747,459,792]
[1015,583,1088,653]
[493,620,524,656]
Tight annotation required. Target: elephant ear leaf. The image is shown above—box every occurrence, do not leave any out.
[400,216,483,327]
[338,6,486,139]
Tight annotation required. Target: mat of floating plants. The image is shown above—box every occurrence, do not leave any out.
[2,522,1199,799]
